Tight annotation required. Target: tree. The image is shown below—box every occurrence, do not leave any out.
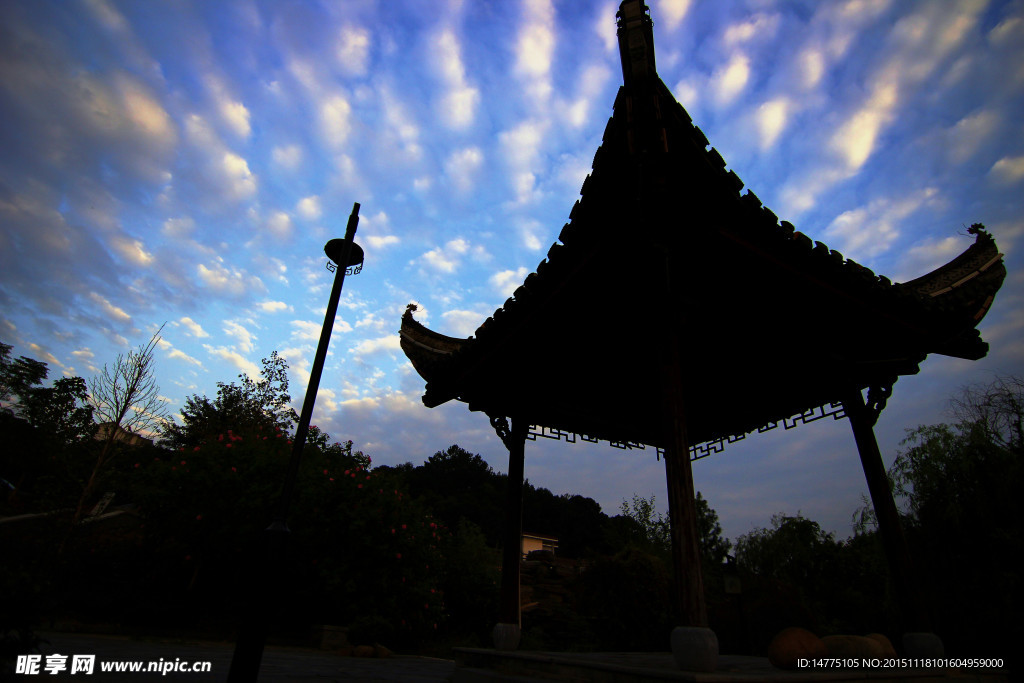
[74,326,168,524]
[161,351,298,449]
[0,342,48,415]
[887,376,1022,654]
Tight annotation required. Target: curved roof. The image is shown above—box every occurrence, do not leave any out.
[400,0,1006,450]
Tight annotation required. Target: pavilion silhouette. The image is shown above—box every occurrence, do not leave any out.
[401,0,1006,672]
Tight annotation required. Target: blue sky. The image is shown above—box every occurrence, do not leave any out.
[2,0,1022,543]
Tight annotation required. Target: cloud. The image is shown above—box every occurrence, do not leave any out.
[162,217,196,237]
[514,0,556,104]
[500,120,548,204]
[196,259,265,297]
[823,187,938,261]
[945,110,999,163]
[658,0,692,32]
[432,29,479,129]
[177,316,209,338]
[89,292,132,325]
[265,211,293,238]
[291,319,324,342]
[110,235,155,267]
[712,54,751,106]
[445,147,484,193]
[595,3,618,52]
[368,235,400,249]
[755,98,789,151]
[894,235,964,283]
[321,95,353,148]
[419,238,471,274]
[223,320,256,353]
[204,344,260,380]
[257,301,291,314]
[296,195,322,220]
[184,115,257,202]
[167,347,203,367]
[351,335,402,357]
[490,267,530,297]
[989,156,1024,184]
[272,144,303,170]
[564,64,612,129]
[518,219,544,250]
[336,24,371,76]
[723,13,780,46]
[442,309,486,337]
[379,87,423,161]
[204,75,251,138]
[831,78,897,171]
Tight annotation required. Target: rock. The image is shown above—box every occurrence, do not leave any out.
[353,645,375,658]
[671,626,718,673]
[822,635,886,658]
[373,644,393,658]
[865,633,897,657]
[767,627,827,669]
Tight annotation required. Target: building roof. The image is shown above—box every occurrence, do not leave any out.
[400,0,1006,451]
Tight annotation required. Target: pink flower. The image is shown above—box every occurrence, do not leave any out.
[196,515,202,521]
[344,470,350,475]
[231,467,237,472]
[323,469,328,475]
[329,477,334,482]
[401,524,407,530]
[193,447,200,452]
[134,463,140,468]
[218,434,224,442]
[226,443,233,448]
[396,553,402,559]
[357,484,363,489]
[181,460,186,465]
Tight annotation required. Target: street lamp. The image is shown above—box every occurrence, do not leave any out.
[228,202,363,682]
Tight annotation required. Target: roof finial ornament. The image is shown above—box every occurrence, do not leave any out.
[616,0,656,86]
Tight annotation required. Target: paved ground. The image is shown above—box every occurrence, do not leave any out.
[23,632,456,682]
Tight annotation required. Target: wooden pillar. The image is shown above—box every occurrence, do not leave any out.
[843,387,930,632]
[492,415,528,650]
[664,344,708,628]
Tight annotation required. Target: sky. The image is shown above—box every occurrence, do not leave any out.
[1,0,1023,544]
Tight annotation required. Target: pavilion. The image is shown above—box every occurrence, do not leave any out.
[400,0,1006,671]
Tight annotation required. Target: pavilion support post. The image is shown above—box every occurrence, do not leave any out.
[491,415,528,651]
[842,387,944,657]
[663,342,718,672]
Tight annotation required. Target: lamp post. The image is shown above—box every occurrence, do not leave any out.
[227,202,363,682]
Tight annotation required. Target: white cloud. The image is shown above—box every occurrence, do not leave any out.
[755,98,789,151]
[895,235,964,282]
[204,344,260,380]
[823,187,938,260]
[272,144,303,170]
[565,64,611,128]
[168,347,203,367]
[162,216,196,237]
[515,0,555,104]
[110,235,154,267]
[223,320,256,353]
[177,316,209,338]
[989,156,1024,184]
[89,292,131,324]
[379,87,422,161]
[432,29,479,129]
[658,0,691,32]
[445,147,484,193]
[713,54,751,106]
[257,301,291,314]
[196,259,265,297]
[595,2,618,52]
[672,78,700,111]
[490,267,530,297]
[266,211,292,238]
[798,49,826,89]
[336,24,371,76]
[221,151,257,200]
[442,309,486,337]
[368,235,400,249]
[296,196,322,220]
[351,335,402,357]
[945,110,999,163]
[321,95,353,148]
[500,120,548,204]
[723,13,780,46]
[519,219,544,250]
[831,77,897,171]
[291,319,324,342]
[419,238,471,274]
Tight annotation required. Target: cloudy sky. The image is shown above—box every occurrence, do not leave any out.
[2,0,1022,543]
